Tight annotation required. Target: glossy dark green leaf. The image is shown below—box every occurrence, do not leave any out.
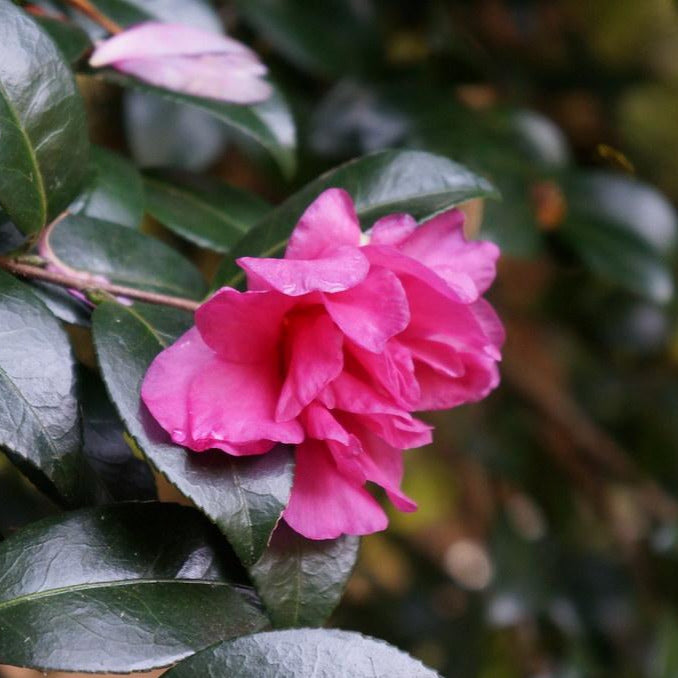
[33,15,92,64]
[0,270,82,503]
[214,149,498,288]
[79,367,156,502]
[105,73,297,178]
[0,503,268,672]
[236,0,380,77]
[92,301,296,566]
[250,522,359,628]
[144,170,270,252]
[47,213,207,299]
[164,629,442,677]
[0,1,88,233]
[71,146,145,228]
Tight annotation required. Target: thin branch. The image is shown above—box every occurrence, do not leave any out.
[63,0,123,35]
[0,258,200,312]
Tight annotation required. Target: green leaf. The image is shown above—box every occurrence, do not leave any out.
[562,172,677,255]
[236,0,380,77]
[71,145,145,228]
[46,213,207,300]
[79,367,156,502]
[105,73,297,178]
[250,522,359,628]
[0,0,88,233]
[0,503,268,672]
[144,169,270,252]
[560,216,674,304]
[92,301,296,567]
[0,270,82,503]
[33,15,92,64]
[213,149,498,288]
[164,629,442,677]
[560,172,677,303]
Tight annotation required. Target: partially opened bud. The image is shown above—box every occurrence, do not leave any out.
[90,22,273,104]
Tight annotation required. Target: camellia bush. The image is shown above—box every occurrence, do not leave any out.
[1,1,678,677]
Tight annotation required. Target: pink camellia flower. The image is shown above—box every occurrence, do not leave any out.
[142,189,504,539]
[90,22,272,104]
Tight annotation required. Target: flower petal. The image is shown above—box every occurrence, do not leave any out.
[368,213,417,246]
[238,246,369,296]
[285,188,362,260]
[113,55,272,103]
[196,288,291,362]
[398,209,500,297]
[323,267,410,353]
[354,426,417,512]
[276,311,344,421]
[186,356,304,450]
[414,352,500,410]
[90,22,258,65]
[347,338,420,409]
[283,440,388,540]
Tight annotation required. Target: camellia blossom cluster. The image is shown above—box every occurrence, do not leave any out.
[142,189,504,539]
[90,22,272,104]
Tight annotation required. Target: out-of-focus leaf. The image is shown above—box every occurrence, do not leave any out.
[92,301,296,567]
[71,146,145,228]
[164,629,441,677]
[33,15,91,64]
[144,170,270,252]
[47,213,207,300]
[250,522,359,628]
[124,90,229,171]
[236,0,380,77]
[79,367,156,502]
[84,0,222,32]
[0,270,82,503]
[214,149,497,288]
[107,74,297,178]
[0,1,89,233]
[562,172,678,255]
[0,503,268,672]
[560,172,677,303]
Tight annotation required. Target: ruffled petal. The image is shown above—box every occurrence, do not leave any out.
[398,209,500,297]
[323,267,410,353]
[276,311,344,421]
[354,425,417,512]
[141,327,212,449]
[414,352,501,410]
[369,213,418,246]
[347,338,420,409]
[237,246,369,296]
[286,188,362,260]
[196,287,291,362]
[364,244,477,303]
[283,440,388,539]
[186,356,304,451]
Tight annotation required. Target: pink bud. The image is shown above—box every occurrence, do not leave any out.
[90,22,272,104]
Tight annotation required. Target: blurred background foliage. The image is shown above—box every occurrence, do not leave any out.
[4,0,678,676]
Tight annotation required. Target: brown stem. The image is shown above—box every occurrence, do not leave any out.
[63,0,123,35]
[0,258,200,313]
